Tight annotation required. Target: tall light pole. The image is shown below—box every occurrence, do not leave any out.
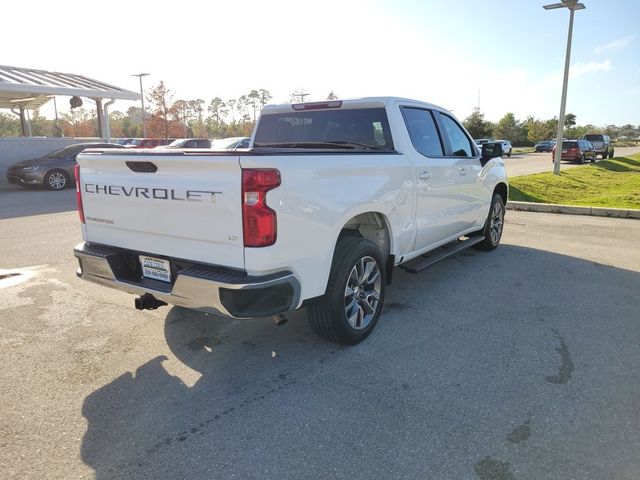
[543,0,585,175]
[132,73,150,137]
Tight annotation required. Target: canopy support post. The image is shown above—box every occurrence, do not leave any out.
[19,105,29,136]
[95,98,104,139]
[103,99,116,143]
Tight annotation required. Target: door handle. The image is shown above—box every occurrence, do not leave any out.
[458,168,468,176]
[418,171,432,180]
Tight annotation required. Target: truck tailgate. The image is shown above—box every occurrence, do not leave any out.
[77,150,245,269]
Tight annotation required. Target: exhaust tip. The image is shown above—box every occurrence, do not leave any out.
[272,313,288,326]
[135,293,167,311]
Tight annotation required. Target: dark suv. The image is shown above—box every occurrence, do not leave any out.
[552,140,597,164]
[582,134,614,159]
[534,139,556,152]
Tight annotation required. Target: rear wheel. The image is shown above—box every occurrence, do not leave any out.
[44,169,70,190]
[475,193,505,251]
[308,237,385,345]
[580,154,587,164]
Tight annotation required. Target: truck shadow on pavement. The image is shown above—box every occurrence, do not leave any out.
[0,186,76,220]
[80,245,640,479]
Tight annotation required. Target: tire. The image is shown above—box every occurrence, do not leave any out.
[44,169,70,190]
[474,193,505,251]
[507,149,512,158]
[608,150,614,159]
[308,237,386,345]
[580,154,587,164]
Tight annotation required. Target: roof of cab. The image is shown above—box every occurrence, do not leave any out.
[261,96,450,115]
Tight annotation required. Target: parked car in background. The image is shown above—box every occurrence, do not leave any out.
[6,143,125,191]
[211,137,251,150]
[534,139,556,152]
[497,140,512,157]
[582,134,614,159]
[159,138,212,149]
[474,138,493,147]
[552,139,596,164]
[113,138,138,146]
[126,138,174,148]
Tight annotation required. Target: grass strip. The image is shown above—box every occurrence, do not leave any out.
[508,154,640,209]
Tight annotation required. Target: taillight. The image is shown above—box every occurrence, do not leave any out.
[242,168,280,247]
[74,164,85,224]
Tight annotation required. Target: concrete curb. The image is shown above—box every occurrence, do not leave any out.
[507,201,640,219]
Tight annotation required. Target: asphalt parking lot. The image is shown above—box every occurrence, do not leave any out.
[1,192,639,479]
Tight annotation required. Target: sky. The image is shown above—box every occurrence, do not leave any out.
[3,0,639,126]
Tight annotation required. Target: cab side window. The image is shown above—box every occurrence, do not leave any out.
[401,107,444,157]
[439,114,475,157]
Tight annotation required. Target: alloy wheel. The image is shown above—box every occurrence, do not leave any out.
[344,256,382,330]
[490,202,504,245]
[48,172,67,190]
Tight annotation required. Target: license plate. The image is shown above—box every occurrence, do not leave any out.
[140,256,171,283]
[562,150,567,153]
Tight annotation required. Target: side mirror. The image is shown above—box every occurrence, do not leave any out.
[480,142,502,165]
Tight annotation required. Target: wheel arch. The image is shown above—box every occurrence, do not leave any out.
[494,182,508,206]
[337,211,394,284]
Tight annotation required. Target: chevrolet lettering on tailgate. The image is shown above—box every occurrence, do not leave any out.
[83,183,220,202]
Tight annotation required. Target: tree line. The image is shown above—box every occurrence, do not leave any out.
[0,85,638,143]
[0,82,277,139]
[0,82,335,139]
[462,108,640,146]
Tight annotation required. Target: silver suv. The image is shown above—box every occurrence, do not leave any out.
[582,134,614,159]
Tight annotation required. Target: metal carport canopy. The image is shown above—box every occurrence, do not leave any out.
[0,64,140,137]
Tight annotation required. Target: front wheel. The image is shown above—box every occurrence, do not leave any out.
[507,149,512,158]
[308,237,385,345]
[474,193,505,251]
[44,169,70,190]
[608,150,614,159]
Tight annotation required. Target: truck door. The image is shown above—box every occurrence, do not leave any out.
[434,111,488,231]
[400,107,466,250]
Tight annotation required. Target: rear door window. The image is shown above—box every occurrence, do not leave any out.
[401,107,444,157]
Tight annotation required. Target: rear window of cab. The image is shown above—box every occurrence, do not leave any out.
[584,134,604,142]
[254,108,395,151]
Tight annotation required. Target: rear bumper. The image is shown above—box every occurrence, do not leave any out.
[558,152,596,161]
[73,242,301,318]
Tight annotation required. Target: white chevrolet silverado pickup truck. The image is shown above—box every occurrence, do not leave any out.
[73,97,507,345]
